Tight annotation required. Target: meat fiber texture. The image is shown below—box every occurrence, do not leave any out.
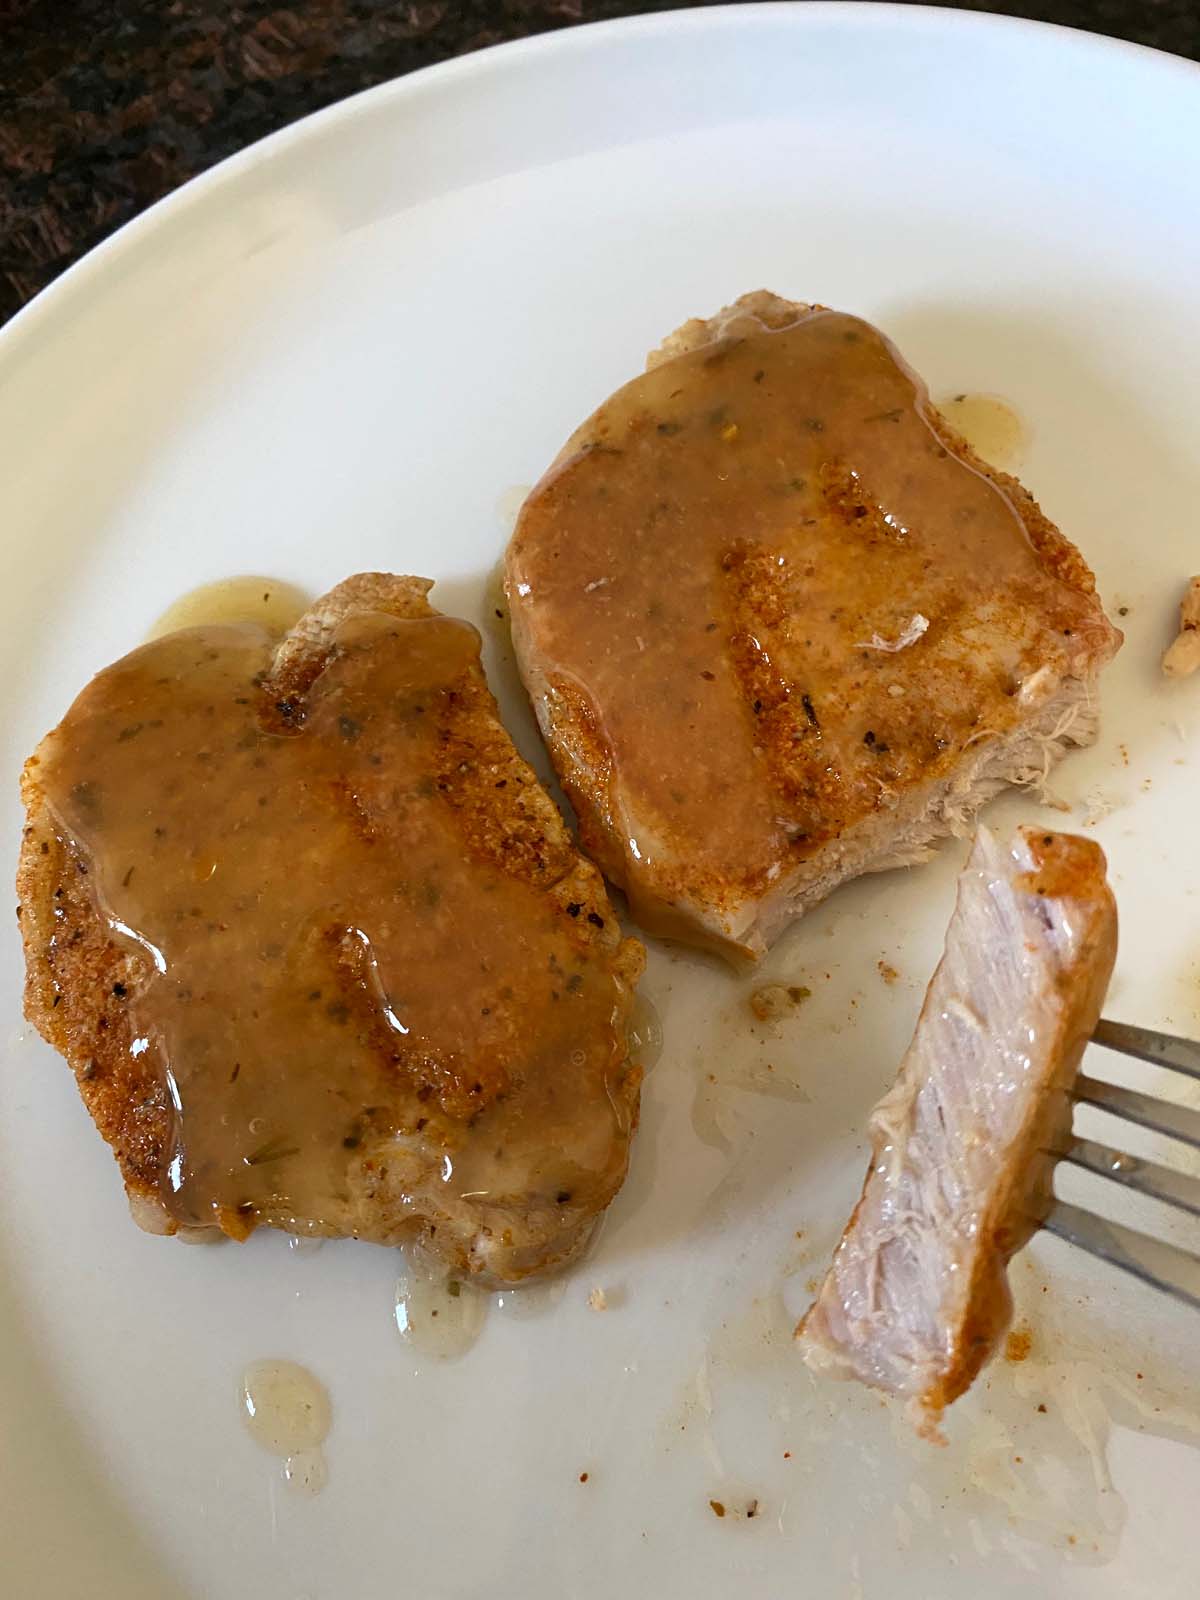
[796,825,1116,1436]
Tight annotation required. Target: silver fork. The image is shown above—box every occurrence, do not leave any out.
[1043,1018,1200,1309]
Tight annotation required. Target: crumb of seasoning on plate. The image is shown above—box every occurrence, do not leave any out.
[877,959,899,984]
[709,1500,726,1519]
[749,983,811,1022]
[579,1471,589,1484]
[1004,1324,1033,1363]
[746,1499,760,1519]
[588,1287,608,1312]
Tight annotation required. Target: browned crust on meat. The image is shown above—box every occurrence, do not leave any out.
[18,803,171,1204]
[17,573,642,1236]
[925,410,1098,598]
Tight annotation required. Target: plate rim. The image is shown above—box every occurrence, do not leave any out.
[2,0,1198,366]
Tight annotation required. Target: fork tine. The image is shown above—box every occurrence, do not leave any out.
[1043,1200,1200,1311]
[1092,1018,1200,1081]
[1062,1136,1200,1219]
[1074,1074,1200,1151]
[1051,1021,1200,1305]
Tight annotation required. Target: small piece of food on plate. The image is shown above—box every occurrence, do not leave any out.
[18,574,644,1285]
[1161,575,1200,678]
[795,825,1116,1437]
[506,292,1122,960]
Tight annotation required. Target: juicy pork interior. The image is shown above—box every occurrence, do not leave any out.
[796,825,1117,1435]
[18,574,644,1285]
[506,292,1121,959]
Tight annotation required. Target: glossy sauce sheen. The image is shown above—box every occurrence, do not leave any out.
[38,614,632,1233]
[508,311,1097,923]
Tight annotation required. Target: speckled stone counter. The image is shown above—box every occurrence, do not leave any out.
[2,0,1197,324]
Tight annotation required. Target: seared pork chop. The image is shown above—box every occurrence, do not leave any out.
[796,826,1116,1435]
[506,292,1121,959]
[18,574,644,1285]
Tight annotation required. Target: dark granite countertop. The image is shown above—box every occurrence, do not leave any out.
[2,0,1197,325]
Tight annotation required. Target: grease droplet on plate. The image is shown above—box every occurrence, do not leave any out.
[240,1359,331,1458]
[629,992,664,1070]
[283,1446,329,1496]
[936,392,1027,471]
[148,576,311,640]
[395,1255,487,1358]
[493,1278,566,1320]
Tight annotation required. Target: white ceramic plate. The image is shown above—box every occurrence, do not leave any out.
[3,6,1200,1595]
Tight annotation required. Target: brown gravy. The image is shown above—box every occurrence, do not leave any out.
[508,310,1096,927]
[38,613,633,1234]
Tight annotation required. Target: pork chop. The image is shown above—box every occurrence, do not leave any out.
[505,292,1121,959]
[796,825,1117,1436]
[17,573,644,1285]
